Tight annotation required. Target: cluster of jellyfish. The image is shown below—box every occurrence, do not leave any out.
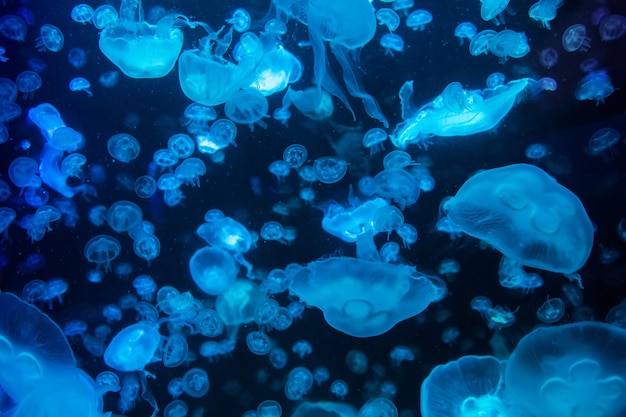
[1,0,626,416]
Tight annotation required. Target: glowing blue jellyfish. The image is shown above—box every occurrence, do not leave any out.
[320,197,388,242]
[226,8,251,32]
[525,143,549,162]
[469,29,496,55]
[539,47,558,68]
[99,70,119,88]
[84,234,121,272]
[380,33,404,56]
[8,156,41,188]
[196,118,237,154]
[261,221,288,244]
[313,156,348,184]
[189,246,238,295]
[168,133,195,158]
[161,333,188,367]
[330,380,349,399]
[283,144,308,169]
[69,77,93,96]
[390,78,544,148]
[489,30,530,62]
[372,168,420,209]
[506,322,626,417]
[92,5,118,29]
[246,330,272,355]
[575,70,614,104]
[15,71,42,99]
[273,0,388,126]
[224,88,269,130]
[99,0,205,78]
[104,322,160,372]
[71,4,94,24]
[107,200,142,233]
[454,22,477,45]
[421,355,516,417]
[258,400,282,417]
[107,133,140,162]
[134,175,157,198]
[406,9,432,31]
[289,231,445,337]
[36,24,64,52]
[363,128,388,154]
[376,8,400,31]
[562,24,591,52]
[133,232,161,263]
[0,15,28,41]
[446,164,593,273]
[529,0,563,29]
[481,0,511,25]
[0,292,109,417]
[588,128,620,156]
[536,297,565,323]
[164,400,188,417]
[215,279,267,331]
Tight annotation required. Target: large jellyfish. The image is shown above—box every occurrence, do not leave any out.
[0,292,109,417]
[390,78,545,148]
[445,163,594,273]
[421,355,531,417]
[272,0,388,126]
[289,231,446,337]
[98,0,205,78]
[506,322,626,417]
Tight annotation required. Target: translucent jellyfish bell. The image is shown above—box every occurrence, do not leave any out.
[289,232,445,337]
[36,24,64,52]
[446,164,594,273]
[98,0,190,78]
[104,322,161,372]
[69,77,93,96]
[506,322,626,417]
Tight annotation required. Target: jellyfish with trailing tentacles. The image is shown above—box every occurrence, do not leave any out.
[98,0,208,78]
[273,0,388,126]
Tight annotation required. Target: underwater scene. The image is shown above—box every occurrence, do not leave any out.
[1,0,626,416]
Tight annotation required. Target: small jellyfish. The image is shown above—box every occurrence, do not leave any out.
[588,128,620,156]
[15,71,42,99]
[380,33,404,56]
[84,234,121,272]
[562,24,591,52]
[536,297,565,323]
[226,8,251,32]
[525,143,549,162]
[406,9,432,31]
[36,24,64,52]
[107,133,140,162]
[330,380,349,399]
[292,340,313,359]
[134,175,157,198]
[455,22,477,46]
[261,221,288,245]
[67,47,87,69]
[283,144,308,169]
[599,14,626,41]
[376,8,400,32]
[69,77,92,96]
[269,160,292,183]
[182,368,210,398]
[363,128,388,154]
[313,156,348,184]
[539,47,559,68]
[99,70,119,88]
[246,331,272,355]
[71,4,94,24]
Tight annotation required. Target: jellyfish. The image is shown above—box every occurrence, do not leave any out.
[421,355,520,417]
[69,77,93,96]
[67,47,88,68]
[98,0,204,78]
[0,14,28,41]
[0,292,109,417]
[575,70,615,104]
[104,322,160,372]
[454,22,477,46]
[313,156,348,184]
[481,0,511,25]
[390,77,543,148]
[445,163,594,273]
[36,24,64,52]
[226,8,251,32]
[406,9,432,31]
[84,234,122,272]
[488,29,530,62]
[224,88,269,130]
[189,246,238,295]
[380,33,405,56]
[71,4,94,24]
[272,0,388,126]
[107,200,142,233]
[506,322,626,417]
[529,0,563,29]
[168,133,195,158]
[15,71,42,99]
[289,231,445,337]
[562,24,591,52]
[107,133,140,162]
[376,8,400,32]
[599,14,626,41]
[539,47,559,68]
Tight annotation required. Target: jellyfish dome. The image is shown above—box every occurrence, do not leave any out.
[98,0,188,78]
[421,355,527,417]
[446,163,593,273]
[505,322,626,417]
[0,293,108,417]
[289,232,445,337]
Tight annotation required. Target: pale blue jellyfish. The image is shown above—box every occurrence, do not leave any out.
[226,8,251,32]
[390,77,546,148]
[380,33,404,56]
[421,355,522,417]
[406,9,432,31]
[562,24,591,52]
[68,47,87,68]
[134,175,157,198]
[283,144,308,169]
[36,24,64,52]
[224,88,269,130]
[599,14,626,41]
[189,246,238,295]
[313,156,348,184]
[0,292,109,417]
[15,71,42,99]
[488,29,530,62]
[98,0,201,78]
[69,77,92,96]
[0,15,28,41]
[272,0,388,126]
[445,164,594,273]
[376,8,400,31]
[321,197,388,242]
[454,22,477,45]
[71,4,94,24]
[84,234,121,272]
[506,322,626,417]
[536,297,565,323]
[107,133,140,162]
[168,133,195,158]
[289,231,445,337]
[575,70,614,104]
[107,200,142,233]
[529,0,563,29]
[104,322,160,372]
[363,128,388,154]
[481,0,511,25]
